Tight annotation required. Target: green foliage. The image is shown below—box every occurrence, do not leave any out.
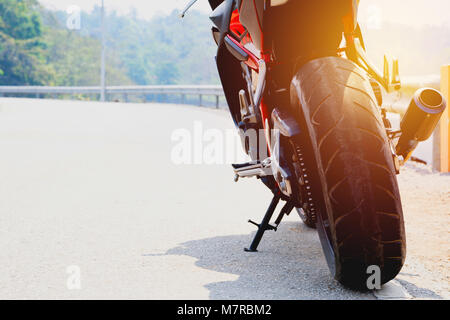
[0,1,132,87]
[0,1,219,87]
[39,7,132,86]
[42,27,131,86]
[0,0,42,39]
[0,1,448,89]
[73,8,219,85]
[0,0,53,85]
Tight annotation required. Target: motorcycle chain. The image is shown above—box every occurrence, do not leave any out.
[292,142,317,225]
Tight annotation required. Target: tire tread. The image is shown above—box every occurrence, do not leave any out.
[290,57,406,288]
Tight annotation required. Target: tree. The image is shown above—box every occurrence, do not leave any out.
[66,8,219,85]
[0,0,53,85]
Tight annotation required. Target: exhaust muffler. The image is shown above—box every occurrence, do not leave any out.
[396,87,447,161]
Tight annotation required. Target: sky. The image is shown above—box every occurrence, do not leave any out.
[38,0,450,27]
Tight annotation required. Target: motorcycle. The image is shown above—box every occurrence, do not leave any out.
[182,0,447,289]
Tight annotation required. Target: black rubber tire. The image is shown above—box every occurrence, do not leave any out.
[290,57,406,289]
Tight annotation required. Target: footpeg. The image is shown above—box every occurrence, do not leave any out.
[232,160,272,180]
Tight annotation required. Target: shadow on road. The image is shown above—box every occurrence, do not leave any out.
[396,278,443,300]
[145,222,377,299]
[145,220,444,299]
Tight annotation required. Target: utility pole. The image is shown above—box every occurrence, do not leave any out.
[100,0,106,102]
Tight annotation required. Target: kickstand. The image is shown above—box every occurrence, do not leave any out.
[244,194,294,252]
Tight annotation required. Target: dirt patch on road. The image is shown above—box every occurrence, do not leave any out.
[397,162,450,297]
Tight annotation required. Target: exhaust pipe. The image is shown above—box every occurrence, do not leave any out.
[396,87,447,161]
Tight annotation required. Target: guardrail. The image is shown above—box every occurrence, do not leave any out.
[0,85,226,108]
[0,73,447,172]
[0,76,439,111]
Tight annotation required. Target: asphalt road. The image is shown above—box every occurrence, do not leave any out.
[0,98,447,300]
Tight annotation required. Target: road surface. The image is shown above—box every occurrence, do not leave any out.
[0,98,448,299]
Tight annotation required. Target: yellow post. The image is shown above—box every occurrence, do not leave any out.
[439,65,450,172]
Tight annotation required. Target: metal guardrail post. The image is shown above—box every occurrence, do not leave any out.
[434,65,450,173]
[199,94,202,107]
[216,95,220,109]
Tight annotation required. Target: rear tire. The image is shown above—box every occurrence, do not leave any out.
[290,57,406,289]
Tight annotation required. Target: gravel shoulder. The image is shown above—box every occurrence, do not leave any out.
[396,162,450,299]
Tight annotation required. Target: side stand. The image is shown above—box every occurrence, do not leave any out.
[244,194,294,252]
